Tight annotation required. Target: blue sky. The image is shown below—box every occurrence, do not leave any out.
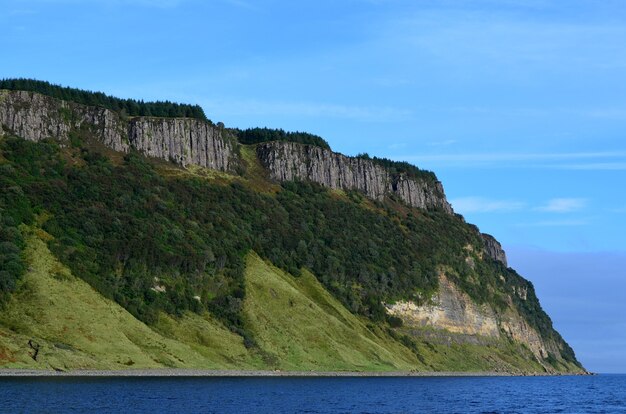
[2,0,625,372]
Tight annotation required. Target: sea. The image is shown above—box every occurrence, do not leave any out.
[1,374,625,413]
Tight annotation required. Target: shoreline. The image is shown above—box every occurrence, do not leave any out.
[0,369,591,377]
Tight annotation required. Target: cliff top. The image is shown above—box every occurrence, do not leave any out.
[0,78,208,121]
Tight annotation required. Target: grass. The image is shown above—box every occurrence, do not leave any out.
[239,144,280,193]
[0,228,254,370]
[242,253,423,371]
[0,227,581,373]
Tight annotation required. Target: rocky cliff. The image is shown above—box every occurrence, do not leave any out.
[0,90,451,212]
[386,273,570,372]
[256,141,453,212]
[0,86,583,373]
[128,118,233,170]
[0,90,237,172]
[481,233,508,267]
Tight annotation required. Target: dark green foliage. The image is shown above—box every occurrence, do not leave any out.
[387,315,403,328]
[0,136,457,326]
[233,127,331,150]
[0,153,36,303]
[0,78,208,122]
[0,136,575,365]
[356,153,437,183]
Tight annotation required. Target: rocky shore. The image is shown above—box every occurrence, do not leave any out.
[0,369,590,377]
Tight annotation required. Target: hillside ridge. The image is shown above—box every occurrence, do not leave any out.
[0,84,584,373]
[0,88,450,212]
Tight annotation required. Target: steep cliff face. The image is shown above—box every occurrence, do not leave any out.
[256,141,453,213]
[386,272,575,371]
[128,118,234,171]
[1,90,452,212]
[0,86,583,373]
[386,274,500,338]
[481,233,508,267]
[0,90,129,152]
[0,90,236,172]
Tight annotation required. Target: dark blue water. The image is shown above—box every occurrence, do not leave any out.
[1,375,625,413]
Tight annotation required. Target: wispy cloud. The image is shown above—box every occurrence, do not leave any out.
[515,219,589,227]
[10,0,187,7]
[452,196,591,215]
[551,162,626,171]
[536,198,587,213]
[450,196,525,213]
[427,139,458,147]
[407,151,626,163]
[403,151,626,169]
[389,4,626,74]
[201,99,411,122]
[221,0,257,10]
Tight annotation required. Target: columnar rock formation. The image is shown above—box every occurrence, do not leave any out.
[0,87,583,373]
[0,90,236,172]
[0,89,453,213]
[256,141,453,212]
[128,118,233,170]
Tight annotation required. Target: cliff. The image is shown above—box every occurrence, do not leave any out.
[256,141,453,212]
[385,273,570,372]
[0,86,583,373]
[0,90,237,172]
[1,89,451,212]
[0,89,452,213]
[481,233,508,267]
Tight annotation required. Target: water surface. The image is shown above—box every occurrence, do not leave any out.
[1,374,624,413]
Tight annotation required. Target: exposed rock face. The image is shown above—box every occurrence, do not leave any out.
[386,272,568,369]
[0,90,129,152]
[1,90,452,212]
[256,141,453,213]
[129,118,233,171]
[0,90,236,172]
[481,233,508,267]
[386,274,499,337]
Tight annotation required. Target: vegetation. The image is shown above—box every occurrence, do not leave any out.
[0,134,579,369]
[0,78,208,121]
[356,153,437,182]
[232,127,331,149]
[0,232,571,373]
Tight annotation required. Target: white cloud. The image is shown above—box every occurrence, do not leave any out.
[201,99,411,122]
[406,151,626,163]
[450,196,525,214]
[553,162,626,170]
[536,198,587,213]
[427,139,458,147]
[401,151,626,169]
[515,219,589,227]
[11,0,187,7]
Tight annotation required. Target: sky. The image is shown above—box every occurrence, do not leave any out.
[1,0,625,373]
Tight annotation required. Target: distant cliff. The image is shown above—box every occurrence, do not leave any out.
[481,233,508,267]
[0,89,451,213]
[386,273,566,372]
[256,141,453,212]
[0,90,237,172]
[0,86,584,374]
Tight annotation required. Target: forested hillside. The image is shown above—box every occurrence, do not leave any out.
[0,85,584,373]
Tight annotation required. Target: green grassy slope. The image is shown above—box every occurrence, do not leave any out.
[243,253,423,371]
[0,135,581,372]
[0,227,578,373]
[0,228,254,370]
